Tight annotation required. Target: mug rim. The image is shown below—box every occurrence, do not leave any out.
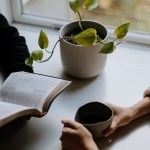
[75,101,113,126]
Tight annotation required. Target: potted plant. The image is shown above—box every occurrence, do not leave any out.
[26,0,130,78]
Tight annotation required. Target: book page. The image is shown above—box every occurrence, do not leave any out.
[0,101,34,127]
[0,72,68,112]
[43,80,71,112]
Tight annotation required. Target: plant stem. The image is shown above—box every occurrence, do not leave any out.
[116,41,122,46]
[44,48,52,53]
[97,35,105,45]
[77,10,83,31]
[36,39,60,63]
[82,10,86,20]
[36,37,73,63]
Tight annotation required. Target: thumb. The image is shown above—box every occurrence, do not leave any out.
[103,122,117,137]
[61,120,79,129]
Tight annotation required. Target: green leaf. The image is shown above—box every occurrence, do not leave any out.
[31,50,43,61]
[83,0,99,10]
[114,23,130,39]
[25,57,33,67]
[69,0,80,12]
[73,28,98,46]
[99,42,116,54]
[38,30,49,49]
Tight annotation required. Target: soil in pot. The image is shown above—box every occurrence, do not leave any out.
[64,27,106,45]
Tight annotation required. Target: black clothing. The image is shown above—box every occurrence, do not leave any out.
[0,13,33,78]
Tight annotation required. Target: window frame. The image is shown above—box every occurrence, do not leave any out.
[11,0,69,29]
[3,0,150,46]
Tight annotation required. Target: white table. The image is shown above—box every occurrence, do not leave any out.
[0,27,150,150]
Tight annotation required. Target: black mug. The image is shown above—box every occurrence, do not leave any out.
[75,101,113,138]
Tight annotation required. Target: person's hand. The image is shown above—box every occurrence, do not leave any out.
[60,120,99,150]
[104,103,133,137]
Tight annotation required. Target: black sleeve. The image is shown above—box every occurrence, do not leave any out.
[0,13,33,78]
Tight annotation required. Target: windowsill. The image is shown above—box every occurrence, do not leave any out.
[13,22,150,51]
[13,23,150,97]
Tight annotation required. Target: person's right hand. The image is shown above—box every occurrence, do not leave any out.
[104,103,133,137]
[60,120,99,150]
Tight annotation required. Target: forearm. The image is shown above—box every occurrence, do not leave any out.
[104,88,150,137]
[129,96,150,122]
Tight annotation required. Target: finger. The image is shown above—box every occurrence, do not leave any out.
[62,127,76,135]
[61,120,82,129]
[60,135,74,147]
[103,127,115,137]
[103,121,117,137]
[60,134,71,142]
[104,102,120,114]
[103,102,113,107]
[61,144,70,150]
[104,102,116,109]
[102,102,114,111]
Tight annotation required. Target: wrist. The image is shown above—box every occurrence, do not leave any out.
[127,105,139,122]
[84,139,99,150]
[128,97,150,122]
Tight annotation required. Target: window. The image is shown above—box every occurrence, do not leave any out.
[10,0,150,45]
[22,0,72,21]
[11,0,71,28]
[0,0,12,23]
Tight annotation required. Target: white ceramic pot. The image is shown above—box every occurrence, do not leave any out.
[59,21,108,78]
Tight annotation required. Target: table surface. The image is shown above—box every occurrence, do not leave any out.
[0,27,150,150]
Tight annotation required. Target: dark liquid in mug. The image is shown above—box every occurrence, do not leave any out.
[79,114,108,124]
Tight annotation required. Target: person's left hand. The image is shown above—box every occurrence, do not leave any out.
[103,103,133,137]
[60,120,99,150]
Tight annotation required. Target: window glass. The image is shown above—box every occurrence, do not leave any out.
[22,0,72,21]
[22,0,150,34]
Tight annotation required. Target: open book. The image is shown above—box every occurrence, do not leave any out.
[0,72,71,127]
